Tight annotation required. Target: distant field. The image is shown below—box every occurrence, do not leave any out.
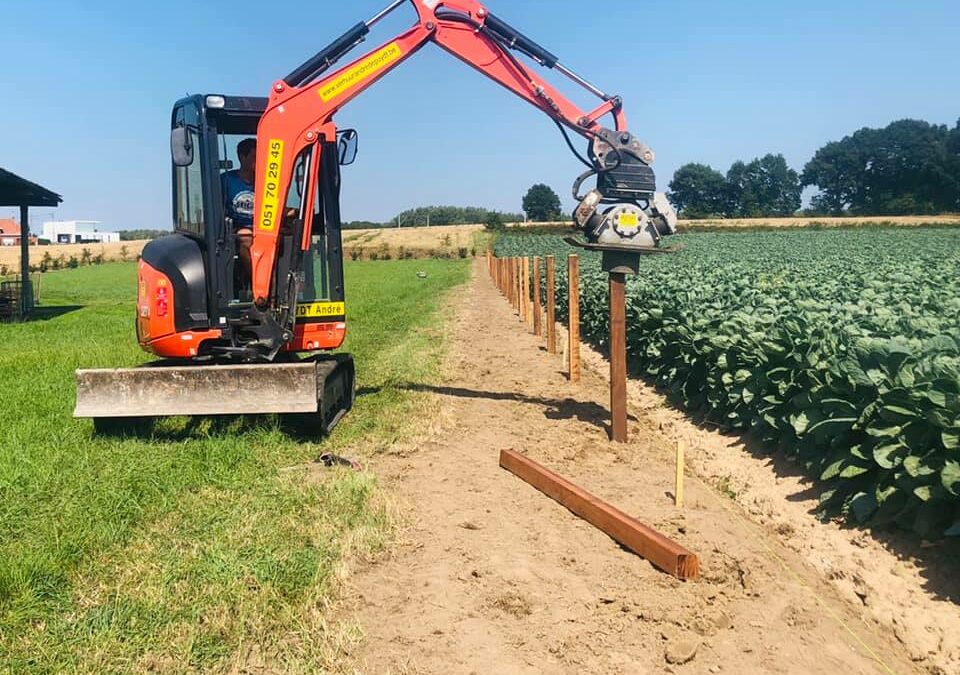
[0,240,149,274]
[678,215,960,229]
[340,216,960,261]
[343,223,488,260]
[5,214,957,273]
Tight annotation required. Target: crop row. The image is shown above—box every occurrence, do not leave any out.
[495,228,960,538]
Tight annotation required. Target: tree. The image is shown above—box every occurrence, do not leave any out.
[725,154,801,217]
[802,119,960,215]
[667,163,726,218]
[800,134,871,214]
[522,184,562,222]
[389,206,524,228]
[484,210,505,231]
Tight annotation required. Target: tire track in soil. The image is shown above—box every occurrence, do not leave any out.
[339,259,917,675]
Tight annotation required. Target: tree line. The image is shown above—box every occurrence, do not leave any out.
[387,205,525,228]
[668,118,960,218]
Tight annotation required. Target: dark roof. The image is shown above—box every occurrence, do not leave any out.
[0,168,62,208]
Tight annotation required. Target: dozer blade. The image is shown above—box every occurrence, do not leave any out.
[75,356,355,434]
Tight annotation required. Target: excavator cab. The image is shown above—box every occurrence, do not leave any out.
[156,94,354,359]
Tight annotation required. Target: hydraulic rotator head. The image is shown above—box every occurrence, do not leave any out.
[573,128,678,250]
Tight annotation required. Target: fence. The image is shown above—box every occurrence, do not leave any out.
[487,251,580,383]
[0,278,34,322]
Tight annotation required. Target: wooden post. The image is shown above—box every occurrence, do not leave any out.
[609,271,627,442]
[514,257,521,314]
[675,439,686,508]
[521,257,529,323]
[546,256,557,354]
[532,256,542,337]
[568,255,581,383]
[19,204,30,317]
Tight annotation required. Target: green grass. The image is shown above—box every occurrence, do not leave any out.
[0,259,468,672]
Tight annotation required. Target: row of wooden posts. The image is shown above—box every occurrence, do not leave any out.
[485,250,688,507]
[486,252,581,383]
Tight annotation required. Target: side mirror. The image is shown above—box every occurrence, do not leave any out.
[171,126,193,167]
[337,129,358,166]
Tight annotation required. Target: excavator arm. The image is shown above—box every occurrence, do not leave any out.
[248,0,676,351]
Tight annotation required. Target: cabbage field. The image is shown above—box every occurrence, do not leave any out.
[496,227,960,538]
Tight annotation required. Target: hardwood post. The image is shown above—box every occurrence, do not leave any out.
[514,257,521,313]
[546,256,557,354]
[532,256,542,337]
[568,255,581,383]
[609,271,627,442]
[675,439,686,508]
[521,257,529,323]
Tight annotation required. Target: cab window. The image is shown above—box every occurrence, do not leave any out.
[173,103,204,237]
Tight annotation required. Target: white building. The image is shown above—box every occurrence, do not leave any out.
[41,220,120,244]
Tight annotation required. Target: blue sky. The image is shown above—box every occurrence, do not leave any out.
[1,0,957,230]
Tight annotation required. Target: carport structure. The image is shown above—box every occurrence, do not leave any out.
[0,168,62,319]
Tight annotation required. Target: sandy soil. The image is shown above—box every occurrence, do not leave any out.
[333,259,931,675]
[578,339,960,674]
[0,240,149,274]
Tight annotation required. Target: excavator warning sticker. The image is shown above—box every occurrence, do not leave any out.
[618,212,640,229]
[259,139,285,232]
[296,301,346,319]
[318,42,403,102]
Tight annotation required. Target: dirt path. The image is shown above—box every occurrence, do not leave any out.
[339,259,919,674]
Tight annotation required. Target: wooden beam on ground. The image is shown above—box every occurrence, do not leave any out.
[499,449,700,580]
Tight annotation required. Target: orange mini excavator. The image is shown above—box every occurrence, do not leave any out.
[74,0,677,433]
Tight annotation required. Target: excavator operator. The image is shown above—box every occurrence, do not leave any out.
[221,138,257,290]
